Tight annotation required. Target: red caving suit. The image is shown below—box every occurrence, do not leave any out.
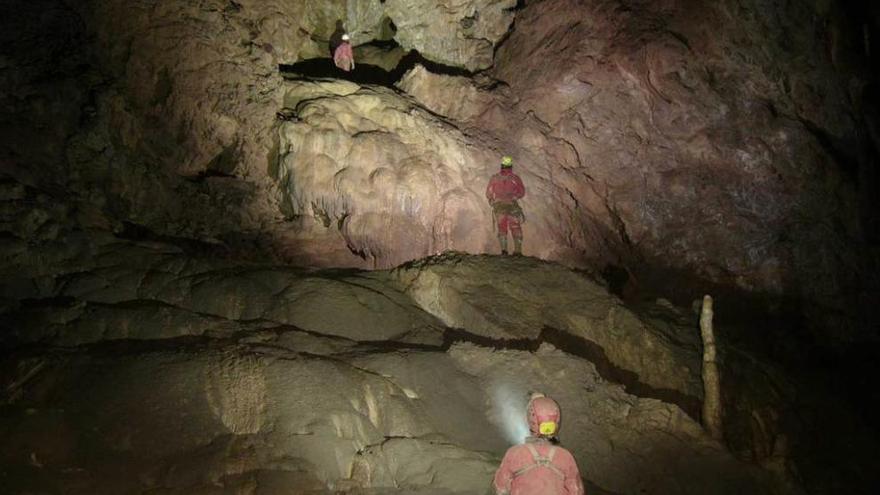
[493,437,585,495]
[334,42,354,71]
[485,168,526,240]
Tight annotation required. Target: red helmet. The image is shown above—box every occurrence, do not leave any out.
[527,393,561,436]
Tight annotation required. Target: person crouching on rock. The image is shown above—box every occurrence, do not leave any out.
[493,393,585,494]
[486,155,526,255]
[334,33,355,72]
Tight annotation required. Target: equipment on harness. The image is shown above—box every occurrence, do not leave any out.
[511,443,566,481]
[492,201,525,228]
[492,201,524,217]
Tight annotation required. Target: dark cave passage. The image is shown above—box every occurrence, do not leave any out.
[279,45,475,88]
[279,57,400,86]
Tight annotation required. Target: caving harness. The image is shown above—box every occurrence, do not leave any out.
[511,442,565,481]
[492,200,525,232]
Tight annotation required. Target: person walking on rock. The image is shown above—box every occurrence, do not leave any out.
[486,156,526,255]
[493,393,586,495]
[333,33,355,72]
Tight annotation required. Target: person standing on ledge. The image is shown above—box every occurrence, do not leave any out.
[493,393,585,495]
[333,33,355,72]
[486,155,526,255]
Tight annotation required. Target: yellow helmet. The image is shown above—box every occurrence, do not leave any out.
[501,156,513,167]
[527,393,561,437]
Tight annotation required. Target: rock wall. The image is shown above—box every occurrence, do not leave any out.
[2,1,880,491]
[0,183,791,492]
[488,0,878,342]
[273,0,877,347]
[4,0,875,336]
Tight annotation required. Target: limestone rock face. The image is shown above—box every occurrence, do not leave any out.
[355,44,408,71]
[385,0,517,71]
[0,193,790,493]
[290,0,516,71]
[2,339,777,494]
[487,0,875,340]
[5,0,875,344]
[393,254,704,401]
[397,65,490,121]
[274,78,612,269]
[2,171,876,492]
[6,0,515,267]
[2,0,880,493]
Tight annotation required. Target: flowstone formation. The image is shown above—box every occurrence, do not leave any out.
[276,80,497,267]
[2,0,880,493]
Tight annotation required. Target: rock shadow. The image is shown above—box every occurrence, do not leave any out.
[439,326,703,420]
[279,42,475,89]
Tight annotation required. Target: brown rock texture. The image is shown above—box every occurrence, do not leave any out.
[397,64,490,121]
[485,0,878,342]
[277,80,499,267]
[0,187,790,493]
[5,0,875,337]
[2,0,880,493]
[384,0,517,71]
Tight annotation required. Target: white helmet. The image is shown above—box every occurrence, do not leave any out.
[341,34,350,41]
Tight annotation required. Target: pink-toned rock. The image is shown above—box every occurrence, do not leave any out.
[482,0,870,329]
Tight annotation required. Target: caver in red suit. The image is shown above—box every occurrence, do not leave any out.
[334,34,355,71]
[493,394,586,495]
[486,156,526,255]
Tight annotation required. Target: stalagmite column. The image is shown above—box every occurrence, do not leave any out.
[700,294,723,441]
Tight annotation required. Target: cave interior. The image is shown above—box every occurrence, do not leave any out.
[1,0,879,494]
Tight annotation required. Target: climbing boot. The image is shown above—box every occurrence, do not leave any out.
[498,235,509,255]
[513,238,522,256]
